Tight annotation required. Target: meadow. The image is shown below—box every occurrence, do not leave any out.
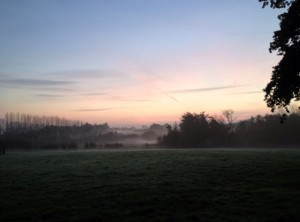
[1,148,300,222]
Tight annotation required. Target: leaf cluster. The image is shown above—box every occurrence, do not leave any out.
[259,0,294,8]
[260,0,300,112]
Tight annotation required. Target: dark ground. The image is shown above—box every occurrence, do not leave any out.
[1,148,300,221]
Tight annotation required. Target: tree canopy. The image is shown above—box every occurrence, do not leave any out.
[259,0,300,112]
[159,110,300,148]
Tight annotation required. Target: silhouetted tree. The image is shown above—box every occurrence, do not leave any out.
[259,0,300,112]
[148,123,168,135]
[207,117,227,146]
[160,110,300,148]
[158,123,181,147]
[234,112,300,146]
[179,112,210,147]
[222,109,235,132]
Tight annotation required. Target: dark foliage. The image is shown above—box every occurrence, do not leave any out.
[179,112,210,147]
[158,123,181,147]
[159,112,228,148]
[159,111,300,148]
[1,113,166,149]
[4,111,300,149]
[2,113,117,149]
[84,142,98,149]
[104,143,123,148]
[259,0,294,8]
[259,0,300,112]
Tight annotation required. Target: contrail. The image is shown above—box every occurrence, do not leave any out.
[166,84,249,94]
[149,83,180,104]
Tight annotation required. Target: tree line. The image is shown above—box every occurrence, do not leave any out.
[0,113,165,150]
[4,112,83,135]
[1,110,300,150]
[159,110,300,148]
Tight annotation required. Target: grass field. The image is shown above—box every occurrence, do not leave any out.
[1,148,300,222]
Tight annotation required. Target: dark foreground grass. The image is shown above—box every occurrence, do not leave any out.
[1,148,300,222]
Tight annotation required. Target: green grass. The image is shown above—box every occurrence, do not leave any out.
[1,148,300,222]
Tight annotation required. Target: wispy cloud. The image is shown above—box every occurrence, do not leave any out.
[41,87,78,92]
[0,78,75,87]
[230,90,263,95]
[106,95,152,102]
[111,98,151,102]
[0,77,77,94]
[166,85,246,94]
[80,92,107,96]
[74,107,124,112]
[46,69,124,80]
[35,94,65,98]
[76,93,152,102]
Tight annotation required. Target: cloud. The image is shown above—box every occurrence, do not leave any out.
[46,69,124,80]
[35,94,65,98]
[103,95,152,102]
[0,77,77,93]
[76,93,151,102]
[0,78,75,87]
[41,87,78,92]
[80,92,107,96]
[230,90,263,95]
[166,85,246,94]
[74,107,124,112]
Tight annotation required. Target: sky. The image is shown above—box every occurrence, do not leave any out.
[0,0,285,126]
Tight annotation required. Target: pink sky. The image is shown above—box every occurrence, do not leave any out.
[0,1,285,126]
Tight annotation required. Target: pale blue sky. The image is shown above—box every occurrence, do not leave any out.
[0,0,284,125]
